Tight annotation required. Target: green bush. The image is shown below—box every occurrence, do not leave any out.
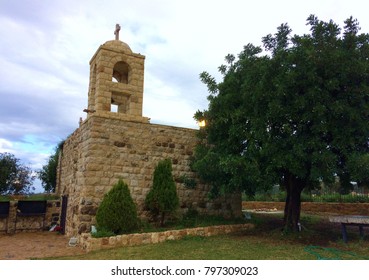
[179,175,197,189]
[91,228,116,238]
[243,191,286,202]
[96,179,139,234]
[145,159,179,226]
[181,208,199,227]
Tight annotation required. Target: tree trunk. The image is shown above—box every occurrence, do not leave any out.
[283,171,306,232]
[338,172,352,195]
[160,212,166,227]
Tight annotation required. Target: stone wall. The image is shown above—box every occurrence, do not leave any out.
[79,223,254,252]
[0,200,60,234]
[58,113,242,237]
[242,201,369,215]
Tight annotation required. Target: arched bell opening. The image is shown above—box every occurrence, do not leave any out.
[112,61,130,83]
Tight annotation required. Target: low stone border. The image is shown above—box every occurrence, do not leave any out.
[79,223,254,252]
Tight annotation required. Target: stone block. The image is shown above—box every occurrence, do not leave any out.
[78,223,88,234]
[109,236,117,246]
[186,228,197,236]
[141,233,152,244]
[121,234,128,246]
[195,228,205,236]
[129,233,143,246]
[115,235,122,245]
[158,232,167,243]
[79,215,92,222]
[85,177,101,185]
[80,205,97,215]
[151,232,159,244]
[101,237,109,245]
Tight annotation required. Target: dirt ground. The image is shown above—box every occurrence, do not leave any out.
[0,231,85,260]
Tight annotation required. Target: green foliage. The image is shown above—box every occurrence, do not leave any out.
[179,210,244,228]
[91,228,116,238]
[96,179,139,234]
[179,174,197,189]
[181,208,200,227]
[22,193,60,201]
[92,210,244,237]
[0,152,35,195]
[0,196,10,202]
[0,193,59,202]
[347,153,369,186]
[243,191,286,202]
[37,140,64,193]
[194,15,369,231]
[145,159,179,226]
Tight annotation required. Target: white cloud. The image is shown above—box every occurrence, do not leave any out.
[0,138,14,153]
[144,93,198,129]
[1,0,369,193]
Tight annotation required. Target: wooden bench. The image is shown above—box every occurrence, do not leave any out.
[329,215,369,243]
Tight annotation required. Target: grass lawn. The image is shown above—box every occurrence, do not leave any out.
[47,213,369,260]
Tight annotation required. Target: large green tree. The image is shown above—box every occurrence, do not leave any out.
[193,15,369,232]
[0,152,35,195]
[37,140,64,193]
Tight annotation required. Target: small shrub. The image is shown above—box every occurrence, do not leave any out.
[145,159,179,226]
[179,175,197,189]
[244,191,286,202]
[180,210,244,228]
[91,227,116,238]
[181,208,199,227]
[96,179,139,234]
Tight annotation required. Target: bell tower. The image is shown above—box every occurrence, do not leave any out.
[87,24,147,121]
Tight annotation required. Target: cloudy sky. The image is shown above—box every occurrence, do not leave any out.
[1,0,368,192]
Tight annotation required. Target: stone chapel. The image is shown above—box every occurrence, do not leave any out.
[56,25,241,236]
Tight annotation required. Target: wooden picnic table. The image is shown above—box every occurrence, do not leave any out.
[329,215,369,243]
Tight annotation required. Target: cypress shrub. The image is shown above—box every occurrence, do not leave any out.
[96,179,139,234]
[145,159,179,226]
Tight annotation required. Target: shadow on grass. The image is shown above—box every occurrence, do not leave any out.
[239,212,369,259]
[243,213,343,245]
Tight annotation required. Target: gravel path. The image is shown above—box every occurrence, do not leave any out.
[0,232,84,260]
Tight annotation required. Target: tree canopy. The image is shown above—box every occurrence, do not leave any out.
[37,140,64,193]
[193,15,369,232]
[0,152,35,195]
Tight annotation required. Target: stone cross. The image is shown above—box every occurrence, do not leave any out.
[114,24,121,40]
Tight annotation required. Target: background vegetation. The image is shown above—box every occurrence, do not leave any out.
[37,140,64,193]
[0,152,35,195]
[243,191,369,203]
